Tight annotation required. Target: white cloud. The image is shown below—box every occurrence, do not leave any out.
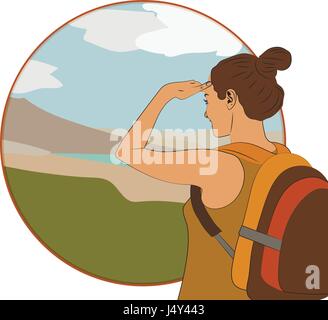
[70,9,165,52]
[70,5,243,57]
[13,60,62,94]
[138,3,243,57]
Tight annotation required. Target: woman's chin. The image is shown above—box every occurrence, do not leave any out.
[211,127,220,137]
[211,128,229,139]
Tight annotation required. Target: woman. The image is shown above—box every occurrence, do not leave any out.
[116,47,292,299]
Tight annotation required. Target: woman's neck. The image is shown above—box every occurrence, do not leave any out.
[230,113,276,152]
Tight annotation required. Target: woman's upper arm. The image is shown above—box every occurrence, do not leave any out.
[116,148,242,188]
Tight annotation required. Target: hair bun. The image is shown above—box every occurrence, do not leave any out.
[256,47,292,79]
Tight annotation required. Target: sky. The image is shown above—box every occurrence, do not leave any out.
[11,1,283,133]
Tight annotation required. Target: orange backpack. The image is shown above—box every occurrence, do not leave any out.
[190,142,328,299]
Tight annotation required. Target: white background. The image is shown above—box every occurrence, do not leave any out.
[0,0,327,300]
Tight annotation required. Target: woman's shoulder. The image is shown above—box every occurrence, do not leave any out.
[201,142,290,209]
[201,151,244,209]
[217,142,290,164]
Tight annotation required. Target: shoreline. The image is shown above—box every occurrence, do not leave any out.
[2,152,190,203]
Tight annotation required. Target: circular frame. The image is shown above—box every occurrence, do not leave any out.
[0,0,287,286]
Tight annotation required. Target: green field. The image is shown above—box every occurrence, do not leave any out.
[4,167,188,284]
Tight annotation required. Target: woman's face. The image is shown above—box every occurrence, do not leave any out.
[202,78,233,138]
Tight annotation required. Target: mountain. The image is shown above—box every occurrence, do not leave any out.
[2,140,51,156]
[2,98,119,154]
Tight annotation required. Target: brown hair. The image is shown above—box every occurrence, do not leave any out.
[210,47,292,121]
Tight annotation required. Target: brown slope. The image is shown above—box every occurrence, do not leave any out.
[2,98,119,153]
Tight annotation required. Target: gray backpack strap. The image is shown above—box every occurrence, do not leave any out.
[190,186,282,257]
[239,226,282,251]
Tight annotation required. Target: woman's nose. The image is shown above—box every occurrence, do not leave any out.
[204,111,208,118]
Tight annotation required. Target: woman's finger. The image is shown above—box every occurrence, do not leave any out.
[198,81,212,90]
[188,81,212,95]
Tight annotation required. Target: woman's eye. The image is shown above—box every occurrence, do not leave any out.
[203,99,208,104]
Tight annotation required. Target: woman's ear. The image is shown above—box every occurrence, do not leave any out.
[225,89,237,110]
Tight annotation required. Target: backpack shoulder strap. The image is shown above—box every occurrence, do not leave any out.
[190,185,235,257]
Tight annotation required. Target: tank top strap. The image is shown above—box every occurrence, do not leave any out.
[217,142,290,165]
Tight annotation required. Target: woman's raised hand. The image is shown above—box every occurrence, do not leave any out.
[158,80,212,101]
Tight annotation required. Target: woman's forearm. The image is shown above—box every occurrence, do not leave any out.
[116,90,171,160]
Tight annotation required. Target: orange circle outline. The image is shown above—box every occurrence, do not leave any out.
[0,0,287,287]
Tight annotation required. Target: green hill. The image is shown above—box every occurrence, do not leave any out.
[4,167,188,284]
